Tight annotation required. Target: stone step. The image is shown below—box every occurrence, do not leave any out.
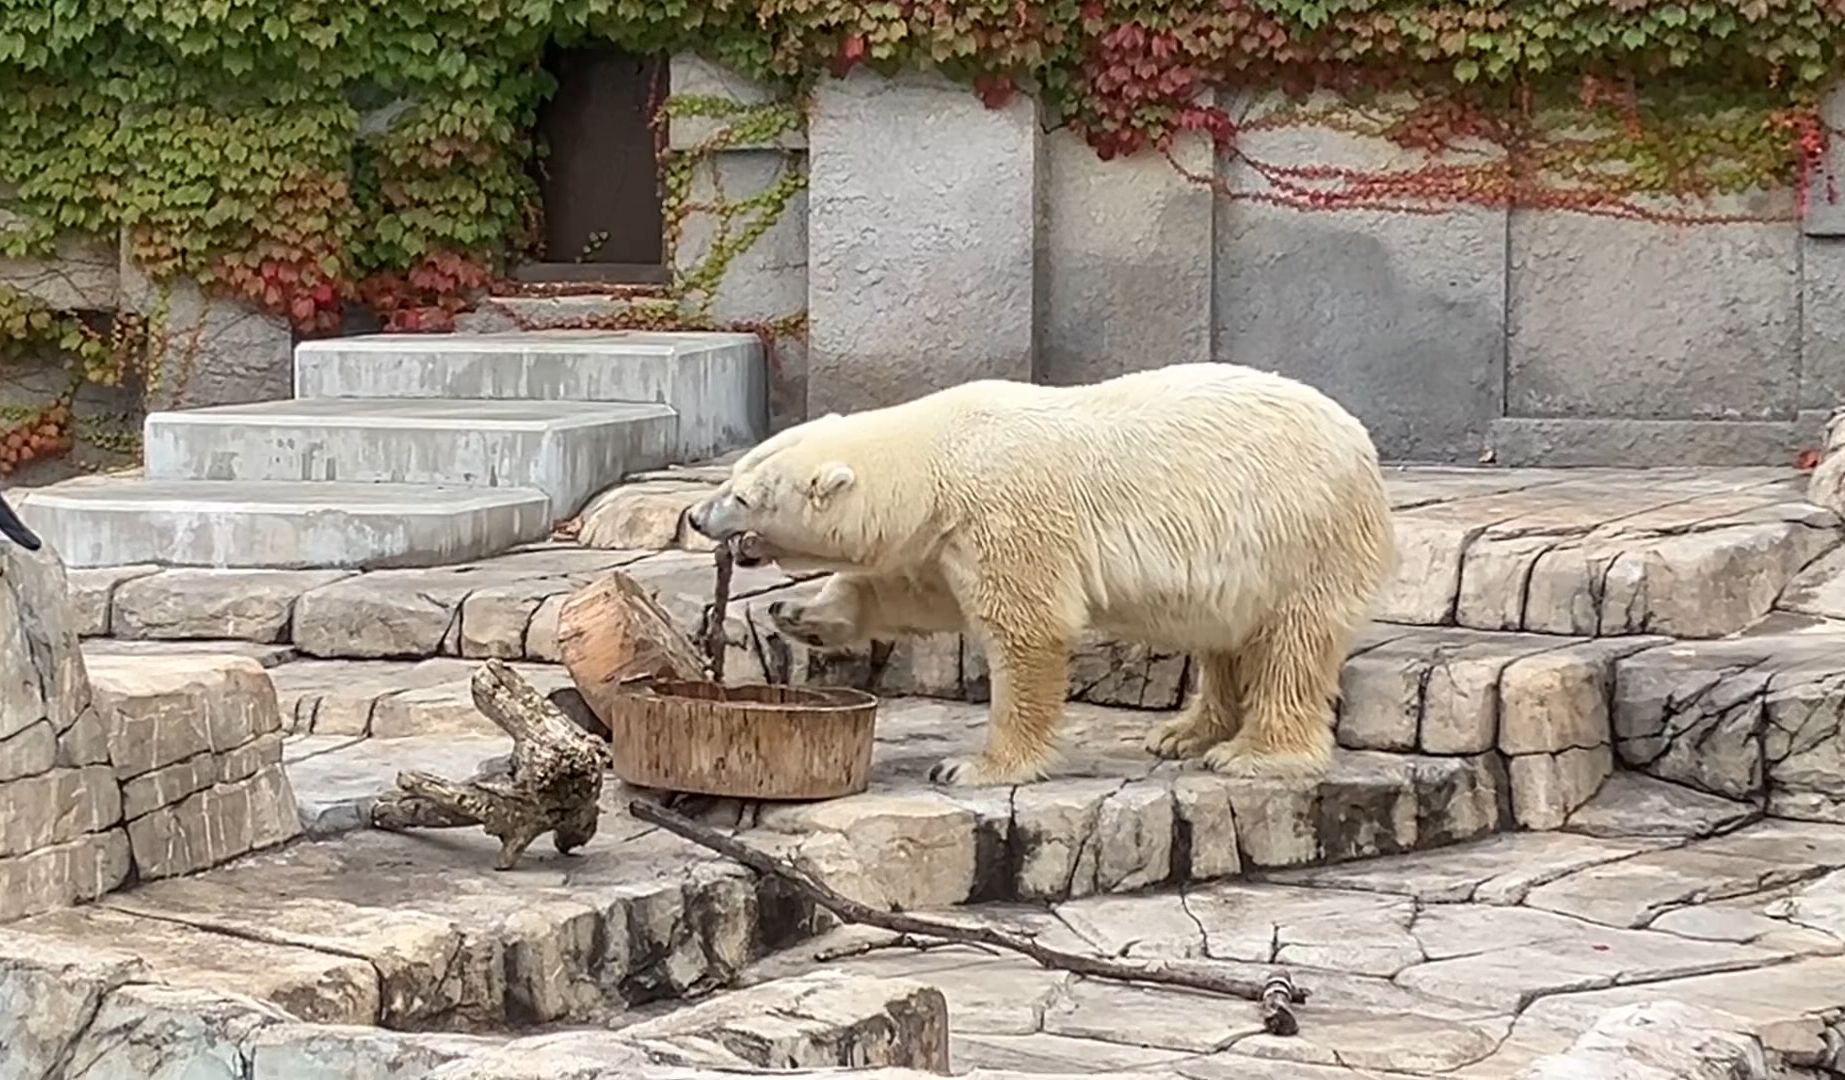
[63,531,1845,827]
[17,479,552,569]
[142,398,676,520]
[259,635,1606,831]
[1378,466,1838,638]
[278,700,1508,892]
[293,330,766,461]
[1612,620,1845,825]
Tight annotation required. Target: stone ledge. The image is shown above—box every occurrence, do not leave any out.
[1522,1001,1769,1080]
[2,732,1491,1053]
[741,817,1845,1077]
[84,651,304,880]
[1488,416,1828,468]
[2,529,132,922]
[286,697,1509,908]
[1382,468,1837,637]
[619,970,947,1071]
[0,929,959,1078]
[6,765,1840,1079]
[269,627,1620,829]
[67,468,1842,657]
[1614,621,1845,824]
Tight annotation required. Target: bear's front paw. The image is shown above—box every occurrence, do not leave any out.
[1145,713,1231,761]
[766,600,849,649]
[927,755,1044,788]
[1201,736,1331,781]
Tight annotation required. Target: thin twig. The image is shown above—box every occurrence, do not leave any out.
[703,536,736,681]
[628,798,1307,1035]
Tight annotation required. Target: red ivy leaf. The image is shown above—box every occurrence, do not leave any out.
[832,33,867,76]
[975,74,1015,108]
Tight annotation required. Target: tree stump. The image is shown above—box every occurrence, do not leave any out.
[370,660,610,870]
[608,680,877,800]
[557,560,880,800]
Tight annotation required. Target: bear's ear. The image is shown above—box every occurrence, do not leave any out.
[806,462,856,506]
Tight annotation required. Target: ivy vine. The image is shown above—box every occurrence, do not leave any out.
[0,0,1842,471]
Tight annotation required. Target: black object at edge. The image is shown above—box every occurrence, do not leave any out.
[0,492,42,551]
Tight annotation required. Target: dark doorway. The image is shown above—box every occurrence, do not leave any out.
[521,43,669,285]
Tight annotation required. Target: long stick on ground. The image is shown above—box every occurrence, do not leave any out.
[628,797,1307,1035]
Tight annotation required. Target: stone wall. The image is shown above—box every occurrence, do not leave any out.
[684,58,1842,467]
[0,540,129,921]
[0,226,295,467]
[669,55,812,431]
[0,539,301,922]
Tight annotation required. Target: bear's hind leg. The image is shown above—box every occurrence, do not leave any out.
[1146,650,1241,760]
[1202,609,1341,780]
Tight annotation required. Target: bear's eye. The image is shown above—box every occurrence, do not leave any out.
[733,493,751,509]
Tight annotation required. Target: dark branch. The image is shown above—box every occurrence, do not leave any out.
[628,797,1307,1035]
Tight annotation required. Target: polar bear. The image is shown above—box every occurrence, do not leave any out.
[686,363,1395,787]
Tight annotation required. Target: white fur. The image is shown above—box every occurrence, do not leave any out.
[689,363,1396,787]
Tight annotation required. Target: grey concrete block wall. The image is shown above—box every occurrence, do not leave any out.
[121,252,296,411]
[1210,93,1510,463]
[0,229,295,416]
[1802,237,1845,414]
[1039,126,1215,385]
[1494,193,1815,466]
[669,54,811,431]
[805,68,1038,415]
[1505,193,1802,424]
[0,235,118,312]
[1801,90,1845,418]
[670,148,809,430]
[10,61,1831,468]
[772,68,1843,466]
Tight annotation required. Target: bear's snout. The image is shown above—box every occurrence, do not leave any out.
[685,493,726,539]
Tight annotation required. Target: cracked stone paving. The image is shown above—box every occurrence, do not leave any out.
[5,463,1845,1078]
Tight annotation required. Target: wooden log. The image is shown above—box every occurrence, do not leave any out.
[629,798,1308,1035]
[557,571,707,724]
[561,545,879,800]
[370,660,609,870]
[609,680,877,800]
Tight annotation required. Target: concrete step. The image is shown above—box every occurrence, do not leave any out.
[16,478,551,569]
[142,398,675,520]
[293,330,766,461]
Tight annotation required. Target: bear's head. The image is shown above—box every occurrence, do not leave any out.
[686,413,923,574]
